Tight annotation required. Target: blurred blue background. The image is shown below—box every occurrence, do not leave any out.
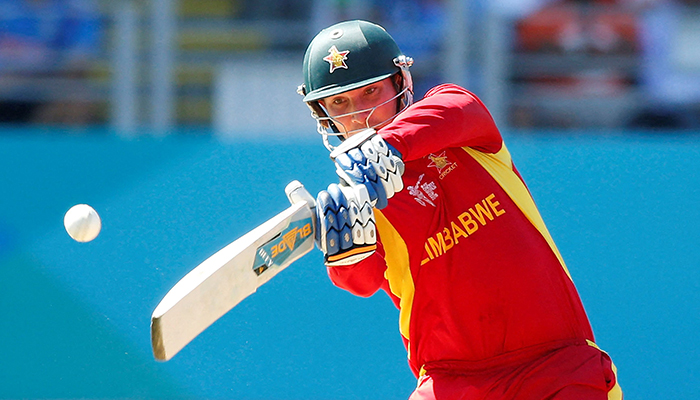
[1,128,698,399]
[1,0,699,398]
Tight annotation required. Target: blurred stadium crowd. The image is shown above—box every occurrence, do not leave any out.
[1,0,699,130]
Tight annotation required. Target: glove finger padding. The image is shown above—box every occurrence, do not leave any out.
[371,134,405,192]
[334,150,388,209]
[332,130,404,210]
[360,138,405,196]
[316,183,376,266]
[338,184,376,247]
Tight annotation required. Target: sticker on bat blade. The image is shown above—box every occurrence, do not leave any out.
[253,218,314,276]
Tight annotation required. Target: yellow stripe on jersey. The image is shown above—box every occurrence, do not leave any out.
[607,360,623,400]
[375,209,414,341]
[462,144,572,280]
[586,340,623,400]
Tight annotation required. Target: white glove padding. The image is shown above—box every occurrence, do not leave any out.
[316,182,377,266]
[330,129,405,209]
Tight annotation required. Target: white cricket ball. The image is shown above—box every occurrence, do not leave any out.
[64,204,102,242]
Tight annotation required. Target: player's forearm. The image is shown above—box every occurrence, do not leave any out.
[379,84,503,161]
[326,251,387,297]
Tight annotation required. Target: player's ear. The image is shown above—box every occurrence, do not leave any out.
[392,74,402,93]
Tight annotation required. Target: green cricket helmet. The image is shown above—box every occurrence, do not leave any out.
[298,20,413,146]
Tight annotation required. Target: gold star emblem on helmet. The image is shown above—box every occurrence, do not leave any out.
[323,45,350,73]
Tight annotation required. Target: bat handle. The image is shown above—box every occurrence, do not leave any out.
[285,180,316,209]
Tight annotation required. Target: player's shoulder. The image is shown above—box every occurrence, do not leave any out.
[423,83,476,99]
[420,84,490,114]
[421,84,487,108]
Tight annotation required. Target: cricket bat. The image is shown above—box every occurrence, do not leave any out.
[151,181,316,361]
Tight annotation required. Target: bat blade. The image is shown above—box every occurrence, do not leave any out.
[151,201,315,361]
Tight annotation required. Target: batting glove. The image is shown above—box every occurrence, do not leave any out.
[316,182,377,266]
[331,129,405,209]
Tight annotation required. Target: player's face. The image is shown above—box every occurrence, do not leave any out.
[320,77,398,138]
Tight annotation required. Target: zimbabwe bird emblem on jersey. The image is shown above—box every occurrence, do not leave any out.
[428,152,458,179]
[323,45,350,73]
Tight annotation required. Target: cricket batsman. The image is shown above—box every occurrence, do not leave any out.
[293,20,623,399]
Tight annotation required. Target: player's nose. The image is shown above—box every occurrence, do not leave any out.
[350,111,370,125]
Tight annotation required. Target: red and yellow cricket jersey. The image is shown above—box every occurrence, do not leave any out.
[327,84,596,377]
